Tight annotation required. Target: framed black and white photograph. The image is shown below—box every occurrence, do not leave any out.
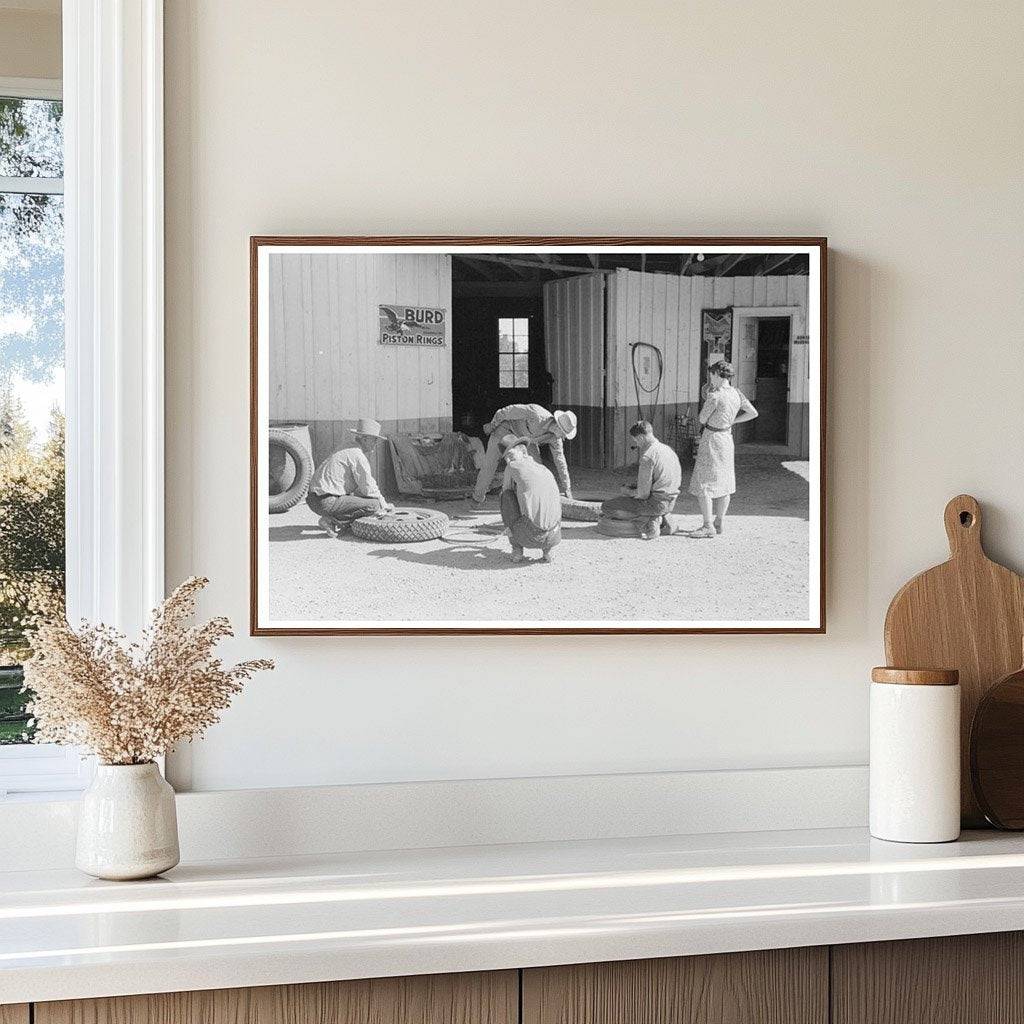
[250,237,826,635]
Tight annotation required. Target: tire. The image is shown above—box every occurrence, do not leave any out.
[597,515,640,538]
[268,428,314,513]
[351,507,449,543]
[560,496,602,522]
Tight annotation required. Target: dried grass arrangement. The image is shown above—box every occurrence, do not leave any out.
[23,576,273,765]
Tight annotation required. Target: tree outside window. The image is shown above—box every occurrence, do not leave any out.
[0,95,65,744]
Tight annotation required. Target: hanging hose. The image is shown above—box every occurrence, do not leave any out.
[630,251,664,426]
[630,342,664,423]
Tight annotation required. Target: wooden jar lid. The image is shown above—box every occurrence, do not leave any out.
[871,667,960,686]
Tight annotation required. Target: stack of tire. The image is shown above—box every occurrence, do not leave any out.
[596,514,641,538]
[268,424,314,513]
[560,496,602,522]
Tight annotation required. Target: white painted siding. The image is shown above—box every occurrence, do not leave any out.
[607,270,810,407]
[268,252,453,427]
[542,273,605,407]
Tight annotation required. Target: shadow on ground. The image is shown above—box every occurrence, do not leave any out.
[368,543,541,572]
[268,523,330,542]
[569,453,810,520]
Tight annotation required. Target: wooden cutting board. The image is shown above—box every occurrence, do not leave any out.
[884,494,1024,826]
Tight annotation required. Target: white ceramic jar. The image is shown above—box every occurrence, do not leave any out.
[76,762,180,880]
[869,667,961,843]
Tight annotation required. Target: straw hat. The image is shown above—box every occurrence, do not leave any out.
[552,409,578,440]
[348,417,385,440]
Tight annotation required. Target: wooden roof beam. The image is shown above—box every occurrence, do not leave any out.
[461,253,612,275]
[455,256,506,281]
[757,253,797,276]
[712,254,747,277]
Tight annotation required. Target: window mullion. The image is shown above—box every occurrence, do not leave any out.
[0,176,64,196]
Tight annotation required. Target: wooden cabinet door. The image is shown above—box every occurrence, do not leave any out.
[523,948,828,1024]
[0,1006,29,1024]
[832,932,1024,1024]
[35,971,517,1024]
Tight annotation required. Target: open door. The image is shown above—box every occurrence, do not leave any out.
[731,312,791,446]
[753,317,791,444]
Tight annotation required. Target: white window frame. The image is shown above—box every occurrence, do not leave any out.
[0,0,164,799]
[497,316,530,390]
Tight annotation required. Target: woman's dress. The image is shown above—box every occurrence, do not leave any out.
[688,384,754,500]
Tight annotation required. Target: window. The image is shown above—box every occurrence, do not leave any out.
[498,317,529,389]
[0,85,74,793]
[0,12,165,798]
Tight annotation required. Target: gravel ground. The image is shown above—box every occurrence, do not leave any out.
[266,455,811,625]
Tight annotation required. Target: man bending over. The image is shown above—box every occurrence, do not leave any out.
[471,403,577,504]
[601,420,681,540]
[306,417,393,537]
[500,437,562,563]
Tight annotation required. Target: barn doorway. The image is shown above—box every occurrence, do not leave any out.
[753,317,790,444]
[451,255,553,437]
[732,310,793,447]
[450,295,549,434]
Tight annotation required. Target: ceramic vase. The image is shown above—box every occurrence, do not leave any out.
[76,762,180,880]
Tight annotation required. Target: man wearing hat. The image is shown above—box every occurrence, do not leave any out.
[471,403,577,504]
[306,417,393,537]
[499,436,562,563]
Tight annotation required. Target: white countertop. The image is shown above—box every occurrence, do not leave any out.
[4,826,1024,1004]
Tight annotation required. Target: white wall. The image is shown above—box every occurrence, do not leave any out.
[0,6,61,80]
[164,1,1024,791]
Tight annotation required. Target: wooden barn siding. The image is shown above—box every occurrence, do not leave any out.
[543,273,605,468]
[787,273,811,405]
[268,252,453,484]
[608,270,810,465]
[607,403,699,472]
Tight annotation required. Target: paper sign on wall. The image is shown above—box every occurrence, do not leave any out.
[378,305,447,347]
[701,308,732,354]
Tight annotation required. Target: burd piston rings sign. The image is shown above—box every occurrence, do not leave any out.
[378,304,447,347]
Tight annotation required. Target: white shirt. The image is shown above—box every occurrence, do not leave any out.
[309,447,382,498]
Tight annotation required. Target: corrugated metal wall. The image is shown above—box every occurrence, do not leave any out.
[542,273,606,468]
[268,252,453,472]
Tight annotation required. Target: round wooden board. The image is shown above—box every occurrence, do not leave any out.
[970,664,1024,829]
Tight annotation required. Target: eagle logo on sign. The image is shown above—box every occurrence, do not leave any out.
[380,306,418,333]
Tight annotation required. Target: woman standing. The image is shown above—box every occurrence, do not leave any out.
[686,362,757,538]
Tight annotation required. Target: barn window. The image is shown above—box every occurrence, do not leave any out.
[497,317,529,389]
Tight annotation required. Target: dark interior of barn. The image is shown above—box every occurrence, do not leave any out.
[450,251,810,441]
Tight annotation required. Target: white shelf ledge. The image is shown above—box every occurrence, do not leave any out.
[4,827,1024,1004]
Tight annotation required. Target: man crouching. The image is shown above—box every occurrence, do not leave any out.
[500,437,562,563]
[306,417,393,536]
[601,420,681,540]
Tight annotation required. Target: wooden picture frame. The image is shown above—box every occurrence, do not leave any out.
[251,237,827,635]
